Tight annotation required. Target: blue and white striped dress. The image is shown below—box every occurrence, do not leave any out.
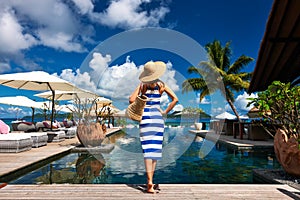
[139,85,164,160]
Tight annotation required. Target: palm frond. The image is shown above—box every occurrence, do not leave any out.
[238,72,252,81]
[200,61,226,77]
[228,55,254,74]
[182,78,206,93]
[187,66,201,75]
[199,88,210,101]
[221,41,232,71]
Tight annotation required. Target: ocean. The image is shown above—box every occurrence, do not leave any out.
[1,116,211,130]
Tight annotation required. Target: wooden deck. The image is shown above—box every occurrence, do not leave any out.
[189,130,274,150]
[0,128,121,181]
[0,184,299,199]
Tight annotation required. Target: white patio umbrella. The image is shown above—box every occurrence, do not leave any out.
[92,104,119,117]
[94,97,113,116]
[0,71,76,128]
[34,89,99,101]
[215,111,237,120]
[35,101,53,110]
[56,104,77,113]
[95,97,112,105]
[99,105,120,114]
[0,95,43,122]
[35,89,99,121]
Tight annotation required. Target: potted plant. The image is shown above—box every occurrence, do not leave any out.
[248,81,300,176]
[73,97,106,147]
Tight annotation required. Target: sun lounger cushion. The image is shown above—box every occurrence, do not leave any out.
[0,120,10,134]
[36,121,59,132]
[43,121,58,129]
[58,126,77,139]
[15,122,36,132]
[26,132,48,148]
[35,122,45,132]
[0,133,32,153]
[47,130,65,142]
[62,121,71,128]
[66,126,77,138]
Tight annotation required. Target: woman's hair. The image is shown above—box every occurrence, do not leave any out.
[156,79,165,88]
[140,79,165,94]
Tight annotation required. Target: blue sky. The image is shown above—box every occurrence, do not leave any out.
[0,0,273,119]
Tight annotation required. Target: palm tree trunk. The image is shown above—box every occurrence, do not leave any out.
[227,98,241,122]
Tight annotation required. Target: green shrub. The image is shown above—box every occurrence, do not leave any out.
[248,81,300,145]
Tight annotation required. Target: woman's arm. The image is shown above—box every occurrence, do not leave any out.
[161,85,178,115]
[129,85,141,104]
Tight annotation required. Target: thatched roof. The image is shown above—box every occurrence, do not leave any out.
[248,0,300,93]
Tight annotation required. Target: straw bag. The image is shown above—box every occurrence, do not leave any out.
[126,95,148,121]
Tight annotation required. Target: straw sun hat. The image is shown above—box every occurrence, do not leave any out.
[139,61,166,83]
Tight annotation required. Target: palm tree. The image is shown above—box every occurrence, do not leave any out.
[182,40,253,122]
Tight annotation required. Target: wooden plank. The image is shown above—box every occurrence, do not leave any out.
[0,184,299,200]
[0,137,79,182]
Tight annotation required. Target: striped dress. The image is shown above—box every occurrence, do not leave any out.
[139,85,164,160]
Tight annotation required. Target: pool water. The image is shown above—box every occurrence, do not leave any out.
[10,127,281,184]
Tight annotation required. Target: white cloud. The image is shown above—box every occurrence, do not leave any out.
[91,0,170,29]
[0,62,11,73]
[211,107,224,116]
[95,55,141,99]
[234,91,257,112]
[56,53,180,104]
[200,97,210,104]
[0,0,90,54]
[38,31,85,52]
[160,93,170,107]
[0,0,172,71]
[0,9,37,54]
[160,61,179,92]
[89,52,112,82]
[222,91,258,115]
[54,69,97,93]
[195,94,211,104]
[71,0,94,15]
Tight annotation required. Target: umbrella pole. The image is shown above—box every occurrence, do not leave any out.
[31,107,35,123]
[50,90,55,130]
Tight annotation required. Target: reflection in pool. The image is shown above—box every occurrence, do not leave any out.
[10,127,281,184]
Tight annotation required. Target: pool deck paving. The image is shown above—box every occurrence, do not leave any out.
[0,128,299,199]
[189,129,274,150]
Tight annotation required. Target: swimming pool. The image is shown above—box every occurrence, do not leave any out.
[10,127,281,184]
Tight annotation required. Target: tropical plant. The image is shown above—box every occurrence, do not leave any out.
[247,81,300,146]
[182,107,208,119]
[73,97,97,122]
[182,40,253,121]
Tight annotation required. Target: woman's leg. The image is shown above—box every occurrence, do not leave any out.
[144,159,156,193]
[152,159,157,172]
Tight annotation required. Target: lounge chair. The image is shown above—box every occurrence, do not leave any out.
[26,132,48,147]
[12,121,36,132]
[46,130,65,142]
[57,120,77,139]
[35,121,66,142]
[0,133,32,153]
[35,121,58,132]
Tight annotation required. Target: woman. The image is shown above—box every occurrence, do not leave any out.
[129,61,178,193]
